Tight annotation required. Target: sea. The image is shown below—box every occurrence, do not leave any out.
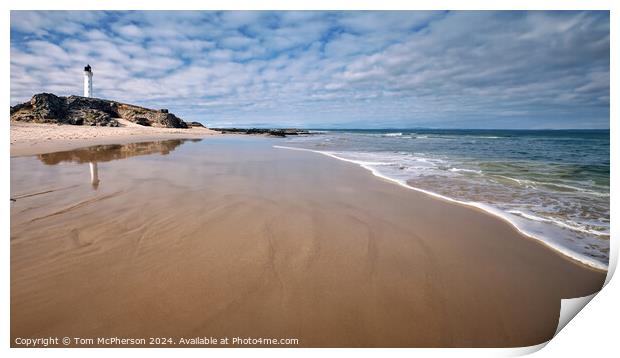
[278,129,610,270]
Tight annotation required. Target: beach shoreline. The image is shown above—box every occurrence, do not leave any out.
[11,122,606,274]
[274,145,609,273]
[10,121,221,157]
[11,122,605,274]
[10,135,607,347]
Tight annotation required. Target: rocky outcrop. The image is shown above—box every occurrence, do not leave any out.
[115,104,187,128]
[212,128,310,137]
[10,93,188,128]
[186,121,205,128]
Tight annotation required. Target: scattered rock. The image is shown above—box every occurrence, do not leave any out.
[212,128,311,137]
[134,118,151,126]
[186,121,205,128]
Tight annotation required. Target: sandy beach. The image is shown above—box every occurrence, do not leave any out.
[10,121,220,156]
[10,131,606,347]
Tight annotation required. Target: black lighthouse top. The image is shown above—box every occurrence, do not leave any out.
[84,64,92,72]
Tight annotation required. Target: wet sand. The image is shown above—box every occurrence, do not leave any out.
[10,137,606,347]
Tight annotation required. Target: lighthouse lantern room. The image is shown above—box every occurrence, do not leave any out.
[83,64,93,98]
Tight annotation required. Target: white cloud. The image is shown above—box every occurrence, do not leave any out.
[116,24,144,38]
[10,11,610,128]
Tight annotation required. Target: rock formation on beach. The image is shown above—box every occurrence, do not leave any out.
[212,127,310,137]
[186,121,206,128]
[10,93,189,128]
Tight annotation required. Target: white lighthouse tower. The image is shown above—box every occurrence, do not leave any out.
[83,64,93,97]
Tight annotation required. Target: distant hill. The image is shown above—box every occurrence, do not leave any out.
[10,93,203,129]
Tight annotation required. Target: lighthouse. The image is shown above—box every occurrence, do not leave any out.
[83,64,93,97]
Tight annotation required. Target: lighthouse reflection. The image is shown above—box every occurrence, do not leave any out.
[89,162,100,189]
[37,139,200,189]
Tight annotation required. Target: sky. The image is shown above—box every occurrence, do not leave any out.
[10,11,610,129]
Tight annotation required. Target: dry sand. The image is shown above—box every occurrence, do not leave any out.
[10,135,606,347]
[10,121,220,156]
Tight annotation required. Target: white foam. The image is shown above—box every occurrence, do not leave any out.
[449,167,482,174]
[537,181,610,197]
[274,145,608,271]
[493,175,609,197]
[507,210,610,236]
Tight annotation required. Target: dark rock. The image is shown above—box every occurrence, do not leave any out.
[31,93,67,120]
[268,129,287,137]
[212,128,311,137]
[134,118,151,126]
[10,93,191,128]
[116,103,187,128]
[67,108,112,126]
[186,121,205,128]
[10,93,68,124]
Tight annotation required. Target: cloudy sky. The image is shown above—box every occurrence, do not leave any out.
[10,11,609,128]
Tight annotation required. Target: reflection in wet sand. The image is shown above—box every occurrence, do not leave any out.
[36,139,200,189]
[90,162,99,189]
[37,139,199,165]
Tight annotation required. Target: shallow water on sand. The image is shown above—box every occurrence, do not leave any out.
[11,137,290,340]
[10,136,607,347]
[282,129,610,269]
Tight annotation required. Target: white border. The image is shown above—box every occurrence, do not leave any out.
[3,1,617,357]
